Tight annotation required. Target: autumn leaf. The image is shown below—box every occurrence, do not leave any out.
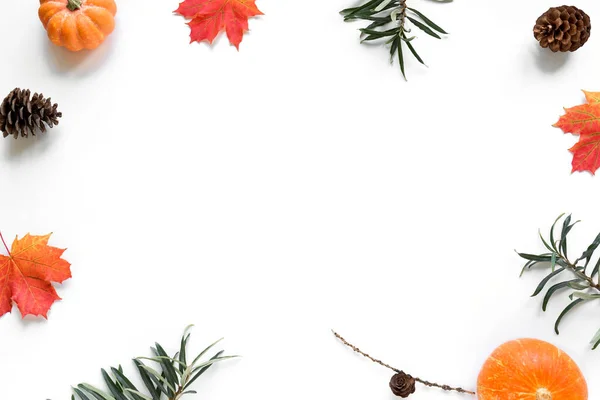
[553,103,600,135]
[0,233,70,318]
[583,90,600,104]
[175,0,263,49]
[570,132,600,174]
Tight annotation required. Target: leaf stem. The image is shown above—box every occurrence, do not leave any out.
[0,231,11,256]
[332,330,476,395]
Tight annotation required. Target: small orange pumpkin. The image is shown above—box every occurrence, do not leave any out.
[39,0,117,52]
[477,338,587,400]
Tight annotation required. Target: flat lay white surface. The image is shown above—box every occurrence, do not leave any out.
[2,0,600,399]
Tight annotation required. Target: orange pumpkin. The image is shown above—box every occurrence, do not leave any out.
[477,338,587,400]
[39,0,117,52]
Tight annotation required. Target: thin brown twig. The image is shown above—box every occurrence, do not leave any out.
[332,330,476,396]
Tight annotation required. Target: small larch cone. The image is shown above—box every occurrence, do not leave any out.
[0,88,62,139]
[534,6,591,52]
[389,372,416,398]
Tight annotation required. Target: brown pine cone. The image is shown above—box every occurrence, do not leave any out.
[389,372,416,398]
[534,6,591,52]
[0,88,62,139]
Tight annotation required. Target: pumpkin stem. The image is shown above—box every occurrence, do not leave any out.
[66,0,82,11]
[536,388,552,400]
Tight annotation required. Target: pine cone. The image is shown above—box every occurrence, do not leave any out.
[389,372,416,398]
[534,6,591,52]
[0,88,62,139]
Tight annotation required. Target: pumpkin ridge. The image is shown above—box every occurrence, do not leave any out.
[82,6,115,35]
[51,11,69,45]
[76,13,104,49]
[80,12,106,43]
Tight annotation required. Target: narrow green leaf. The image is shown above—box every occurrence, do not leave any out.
[577,232,600,268]
[590,327,600,350]
[592,257,600,278]
[407,7,448,34]
[404,39,425,65]
[570,291,600,300]
[539,230,555,253]
[555,298,586,334]
[191,338,224,367]
[133,360,161,400]
[518,253,553,262]
[183,351,226,391]
[542,280,578,311]
[77,384,115,400]
[550,213,566,253]
[406,16,441,39]
[101,369,128,400]
[389,35,399,63]
[531,268,565,297]
[154,343,179,389]
[123,390,153,400]
[567,281,591,290]
[73,387,93,400]
[397,37,406,80]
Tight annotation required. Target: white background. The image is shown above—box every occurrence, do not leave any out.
[2,0,600,399]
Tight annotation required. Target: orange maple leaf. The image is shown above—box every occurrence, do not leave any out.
[553,103,600,135]
[0,233,70,318]
[175,0,263,50]
[570,132,600,174]
[583,90,600,104]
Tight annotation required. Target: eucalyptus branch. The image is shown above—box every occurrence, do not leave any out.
[67,325,238,400]
[340,0,450,79]
[519,214,600,349]
[332,330,475,396]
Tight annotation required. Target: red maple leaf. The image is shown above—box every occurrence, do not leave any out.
[175,0,263,49]
[570,132,600,174]
[553,103,600,135]
[553,90,600,174]
[0,232,71,318]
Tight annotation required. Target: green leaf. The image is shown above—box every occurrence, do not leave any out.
[577,232,600,268]
[518,253,553,262]
[570,291,600,300]
[590,327,600,350]
[191,338,224,367]
[139,365,175,397]
[406,16,441,39]
[531,268,565,297]
[154,343,179,390]
[542,280,578,311]
[567,281,591,290]
[73,387,93,400]
[101,369,128,400]
[592,257,600,278]
[123,390,152,400]
[77,384,116,400]
[407,8,448,34]
[133,360,161,400]
[539,230,555,253]
[404,39,425,65]
[550,213,566,253]
[555,298,586,334]
[397,36,406,80]
[183,351,226,391]
[340,0,383,16]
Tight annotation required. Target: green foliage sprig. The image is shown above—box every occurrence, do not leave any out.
[519,214,600,349]
[68,326,237,400]
[340,0,449,79]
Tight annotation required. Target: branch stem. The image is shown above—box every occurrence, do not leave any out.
[0,232,11,256]
[332,330,476,396]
